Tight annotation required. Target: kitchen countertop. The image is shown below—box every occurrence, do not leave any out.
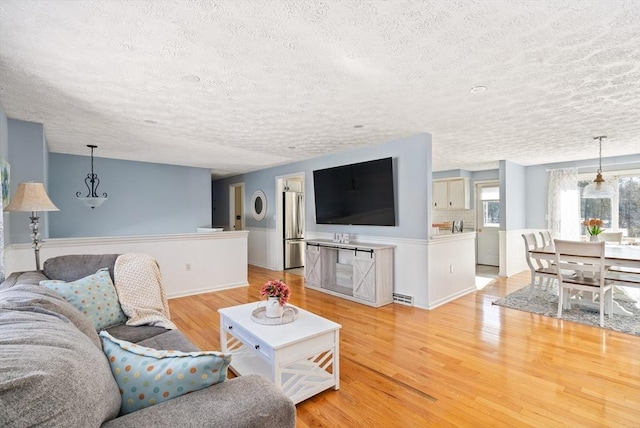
[429,231,476,240]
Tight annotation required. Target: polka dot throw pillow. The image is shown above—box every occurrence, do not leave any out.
[99,331,232,415]
[41,268,127,330]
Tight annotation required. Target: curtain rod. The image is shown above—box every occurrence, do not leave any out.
[546,161,640,172]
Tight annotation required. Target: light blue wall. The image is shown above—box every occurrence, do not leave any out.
[213,133,433,240]
[500,160,526,230]
[433,169,472,180]
[6,118,49,243]
[525,154,640,229]
[1,109,8,250]
[0,110,7,161]
[472,170,499,182]
[48,153,212,238]
[470,169,500,203]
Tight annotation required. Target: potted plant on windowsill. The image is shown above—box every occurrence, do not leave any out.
[260,279,290,318]
[583,218,604,242]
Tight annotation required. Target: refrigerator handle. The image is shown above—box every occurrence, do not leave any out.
[298,194,304,237]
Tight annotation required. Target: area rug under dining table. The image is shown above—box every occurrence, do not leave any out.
[493,284,640,336]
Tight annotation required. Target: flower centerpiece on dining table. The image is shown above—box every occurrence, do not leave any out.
[260,279,290,318]
[583,218,604,241]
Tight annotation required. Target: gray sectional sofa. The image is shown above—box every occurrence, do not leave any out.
[0,254,296,427]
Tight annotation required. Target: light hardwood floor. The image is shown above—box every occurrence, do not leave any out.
[169,266,640,427]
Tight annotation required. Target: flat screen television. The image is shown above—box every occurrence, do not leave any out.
[313,157,396,226]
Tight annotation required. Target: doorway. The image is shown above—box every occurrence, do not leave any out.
[229,183,244,231]
[476,181,500,266]
[275,172,305,271]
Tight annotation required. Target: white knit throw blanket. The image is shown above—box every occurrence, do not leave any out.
[114,253,177,330]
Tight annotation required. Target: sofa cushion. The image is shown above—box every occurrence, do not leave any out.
[41,268,128,331]
[43,253,119,282]
[136,328,200,352]
[100,331,232,415]
[101,374,296,428]
[0,303,121,427]
[0,283,102,348]
[107,323,171,344]
[0,271,49,291]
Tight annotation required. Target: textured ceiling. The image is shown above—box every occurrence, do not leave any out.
[0,0,639,178]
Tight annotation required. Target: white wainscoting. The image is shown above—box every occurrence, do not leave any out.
[427,233,477,309]
[4,231,249,299]
[305,232,432,309]
[250,229,479,310]
[247,226,278,270]
[501,228,551,278]
[500,229,531,277]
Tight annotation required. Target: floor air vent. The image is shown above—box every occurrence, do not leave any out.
[393,293,414,306]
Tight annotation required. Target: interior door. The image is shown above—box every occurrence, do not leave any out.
[229,183,244,231]
[234,186,243,230]
[476,183,500,266]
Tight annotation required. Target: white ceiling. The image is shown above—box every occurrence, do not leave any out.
[0,0,639,178]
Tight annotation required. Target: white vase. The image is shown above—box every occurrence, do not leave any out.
[265,296,284,318]
[590,235,599,242]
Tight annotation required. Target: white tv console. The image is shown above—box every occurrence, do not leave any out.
[304,239,394,307]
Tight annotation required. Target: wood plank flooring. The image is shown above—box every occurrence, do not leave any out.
[168,266,640,427]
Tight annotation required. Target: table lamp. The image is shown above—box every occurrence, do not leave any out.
[4,182,59,270]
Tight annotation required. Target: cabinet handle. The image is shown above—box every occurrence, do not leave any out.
[228,325,233,330]
[255,345,260,350]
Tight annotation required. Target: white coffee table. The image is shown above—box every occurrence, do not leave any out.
[218,302,341,404]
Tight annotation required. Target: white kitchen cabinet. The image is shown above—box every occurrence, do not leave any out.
[432,180,449,210]
[433,178,470,209]
[304,240,394,307]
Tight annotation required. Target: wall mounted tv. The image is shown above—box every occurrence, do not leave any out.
[313,157,396,226]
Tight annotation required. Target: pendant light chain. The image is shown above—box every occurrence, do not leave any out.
[595,135,606,173]
[583,135,613,199]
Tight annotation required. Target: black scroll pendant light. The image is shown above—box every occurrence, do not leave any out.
[76,144,108,209]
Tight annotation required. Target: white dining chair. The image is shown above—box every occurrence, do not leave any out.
[554,239,614,327]
[539,230,552,247]
[598,231,623,244]
[522,233,556,296]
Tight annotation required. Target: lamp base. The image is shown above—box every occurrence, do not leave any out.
[29,212,42,271]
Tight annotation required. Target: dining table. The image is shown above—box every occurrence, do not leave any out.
[530,243,640,270]
[529,243,640,316]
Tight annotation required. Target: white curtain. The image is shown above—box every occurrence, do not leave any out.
[0,196,4,282]
[547,168,580,241]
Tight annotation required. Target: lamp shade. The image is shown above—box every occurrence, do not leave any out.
[4,182,59,212]
[77,196,107,208]
[582,173,615,199]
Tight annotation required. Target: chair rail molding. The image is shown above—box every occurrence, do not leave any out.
[4,231,250,298]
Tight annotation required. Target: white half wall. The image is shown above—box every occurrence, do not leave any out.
[247,226,278,270]
[502,228,553,278]
[4,231,249,299]
[427,233,476,309]
[501,229,531,277]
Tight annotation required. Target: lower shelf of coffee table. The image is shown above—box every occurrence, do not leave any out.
[224,331,339,404]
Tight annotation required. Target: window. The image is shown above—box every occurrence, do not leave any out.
[579,172,640,237]
[479,186,500,227]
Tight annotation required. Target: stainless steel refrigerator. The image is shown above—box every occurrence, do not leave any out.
[283,191,305,269]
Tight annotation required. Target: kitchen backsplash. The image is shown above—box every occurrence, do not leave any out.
[432,209,476,230]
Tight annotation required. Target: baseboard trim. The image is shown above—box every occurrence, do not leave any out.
[167,281,249,299]
[425,286,476,310]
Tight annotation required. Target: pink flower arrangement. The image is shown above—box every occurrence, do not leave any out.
[260,279,290,306]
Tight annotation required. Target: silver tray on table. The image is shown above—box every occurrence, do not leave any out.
[251,305,299,325]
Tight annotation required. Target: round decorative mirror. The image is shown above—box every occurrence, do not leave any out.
[251,190,267,221]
